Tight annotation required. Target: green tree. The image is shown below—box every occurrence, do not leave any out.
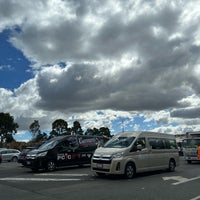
[29,120,40,138]
[92,128,100,136]
[34,132,48,143]
[71,121,83,135]
[99,127,111,137]
[0,112,18,147]
[85,128,94,135]
[49,119,69,138]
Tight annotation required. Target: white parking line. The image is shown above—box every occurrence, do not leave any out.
[0,178,81,181]
[0,173,93,182]
[163,175,200,185]
[190,195,200,200]
[36,173,89,176]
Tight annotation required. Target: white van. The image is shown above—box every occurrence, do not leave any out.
[91,131,179,178]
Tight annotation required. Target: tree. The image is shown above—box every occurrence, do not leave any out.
[85,128,94,135]
[0,112,18,147]
[71,121,83,135]
[34,132,48,143]
[29,120,40,138]
[99,127,111,137]
[49,119,69,138]
[92,128,100,136]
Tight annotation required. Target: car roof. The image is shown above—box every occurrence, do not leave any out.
[0,148,20,152]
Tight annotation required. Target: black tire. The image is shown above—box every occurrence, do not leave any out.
[46,160,56,172]
[124,162,136,179]
[187,160,192,164]
[168,159,176,172]
[96,172,105,177]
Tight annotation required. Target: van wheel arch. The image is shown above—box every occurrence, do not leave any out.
[124,162,136,179]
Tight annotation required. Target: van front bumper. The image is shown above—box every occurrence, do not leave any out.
[91,158,125,175]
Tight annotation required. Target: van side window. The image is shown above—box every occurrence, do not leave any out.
[132,138,146,151]
[57,141,70,152]
[165,139,177,149]
[148,138,165,149]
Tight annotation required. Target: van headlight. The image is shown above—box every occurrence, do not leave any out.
[112,152,124,159]
[37,151,47,157]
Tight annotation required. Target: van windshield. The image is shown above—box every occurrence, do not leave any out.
[183,139,200,148]
[38,140,59,151]
[104,136,135,148]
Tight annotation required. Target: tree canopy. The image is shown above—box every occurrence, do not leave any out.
[0,112,18,147]
[0,112,112,149]
[29,120,40,137]
[49,119,69,138]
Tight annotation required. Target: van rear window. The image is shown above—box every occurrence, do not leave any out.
[148,138,177,149]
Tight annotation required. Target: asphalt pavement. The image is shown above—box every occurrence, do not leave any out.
[0,157,200,200]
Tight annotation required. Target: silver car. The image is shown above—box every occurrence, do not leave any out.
[0,149,21,162]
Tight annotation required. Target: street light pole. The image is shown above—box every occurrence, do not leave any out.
[122,119,124,132]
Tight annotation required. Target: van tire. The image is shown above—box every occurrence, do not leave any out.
[168,159,176,172]
[124,162,136,179]
[96,172,105,177]
[46,160,56,172]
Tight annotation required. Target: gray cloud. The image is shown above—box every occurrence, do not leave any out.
[171,107,200,119]
[1,0,200,134]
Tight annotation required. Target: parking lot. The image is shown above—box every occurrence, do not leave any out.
[0,157,200,200]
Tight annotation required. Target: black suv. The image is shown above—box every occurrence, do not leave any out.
[25,135,107,172]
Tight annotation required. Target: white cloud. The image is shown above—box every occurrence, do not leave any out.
[0,0,200,136]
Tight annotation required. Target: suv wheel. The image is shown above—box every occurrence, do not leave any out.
[46,160,56,172]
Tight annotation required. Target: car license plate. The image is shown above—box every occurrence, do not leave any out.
[26,161,31,165]
[97,163,103,169]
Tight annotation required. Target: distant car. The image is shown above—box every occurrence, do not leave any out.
[0,148,7,163]
[0,149,21,162]
[18,147,36,166]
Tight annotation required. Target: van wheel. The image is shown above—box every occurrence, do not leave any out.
[124,162,136,179]
[46,160,56,172]
[187,160,192,164]
[96,172,105,177]
[168,159,176,172]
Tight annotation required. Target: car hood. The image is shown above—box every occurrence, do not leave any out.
[27,149,42,155]
[94,147,124,155]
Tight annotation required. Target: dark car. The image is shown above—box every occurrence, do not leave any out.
[18,147,37,166]
[25,135,107,172]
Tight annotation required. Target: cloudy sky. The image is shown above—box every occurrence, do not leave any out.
[0,0,200,141]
